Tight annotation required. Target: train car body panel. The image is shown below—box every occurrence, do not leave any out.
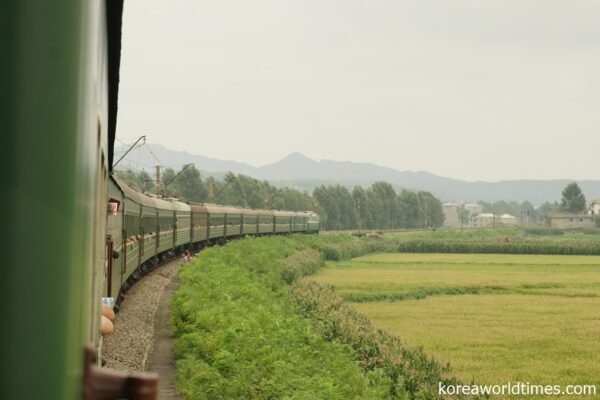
[222,206,243,237]
[257,209,276,234]
[172,201,192,246]
[274,210,294,233]
[190,203,209,243]
[241,209,259,235]
[203,204,228,239]
[154,197,176,253]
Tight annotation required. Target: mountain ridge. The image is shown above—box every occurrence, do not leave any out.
[114,143,600,204]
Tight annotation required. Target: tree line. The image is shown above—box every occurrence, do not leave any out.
[475,182,590,222]
[115,167,445,230]
[314,183,444,230]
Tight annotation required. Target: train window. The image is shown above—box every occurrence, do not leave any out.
[107,198,120,215]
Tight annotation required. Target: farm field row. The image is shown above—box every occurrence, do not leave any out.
[310,252,600,390]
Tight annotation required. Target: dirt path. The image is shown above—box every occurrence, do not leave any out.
[147,268,182,400]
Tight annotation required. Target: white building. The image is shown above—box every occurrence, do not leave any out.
[442,203,461,227]
[471,213,495,227]
[590,200,600,216]
[499,213,518,225]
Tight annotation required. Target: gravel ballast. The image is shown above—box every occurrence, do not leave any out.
[102,258,181,372]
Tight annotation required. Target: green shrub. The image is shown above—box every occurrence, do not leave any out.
[291,281,459,398]
[172,236,393,399]
[280,249,324,284]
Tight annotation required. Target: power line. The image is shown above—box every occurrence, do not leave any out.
[113,135,146,169]
[144,143,163,166]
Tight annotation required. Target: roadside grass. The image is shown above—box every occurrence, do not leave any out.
[311,252,600,391]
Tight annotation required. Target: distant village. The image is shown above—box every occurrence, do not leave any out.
[442,200,600,229]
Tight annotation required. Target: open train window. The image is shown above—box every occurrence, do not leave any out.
[107,198,121,215]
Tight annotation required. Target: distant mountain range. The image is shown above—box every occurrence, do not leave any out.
[114,143,600,205]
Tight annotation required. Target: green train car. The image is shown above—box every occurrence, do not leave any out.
[1,1,125,399]
[0,1,319,399]
[108,176,319,305]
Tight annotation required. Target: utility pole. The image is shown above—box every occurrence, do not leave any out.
[208,180,214,202]
[155,165,161,196]
[461,203,464,231]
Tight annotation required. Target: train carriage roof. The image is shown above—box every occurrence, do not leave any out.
[273,210,297,217]
[239,208,259,216]
[171,201,191,213]
[110,175,157,208]
[203,204,243,215]
[153,196,177,211]
[255,209,275,216]
[188,203,275,216]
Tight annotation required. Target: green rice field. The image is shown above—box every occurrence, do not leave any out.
[310,253,600,387]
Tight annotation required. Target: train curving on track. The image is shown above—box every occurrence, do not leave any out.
[106,175,320,307]
[1,1,318,399]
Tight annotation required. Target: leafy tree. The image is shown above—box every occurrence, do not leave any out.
[371,182,398,229]
[416,191,444,228]
[352,186,370,230]
[397,190,420,229]
[313,185,357,230]
[560,182,586,213]
[534,202,560,221]
[162,165,208,202]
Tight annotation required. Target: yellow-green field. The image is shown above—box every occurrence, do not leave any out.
[310,253,600,387]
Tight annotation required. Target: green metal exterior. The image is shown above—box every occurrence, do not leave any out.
[0,2,101,399]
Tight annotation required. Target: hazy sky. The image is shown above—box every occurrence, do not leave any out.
[117,0,600,182]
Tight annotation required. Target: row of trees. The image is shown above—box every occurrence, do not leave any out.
[464,182,588,223]
[115,168,595,230]
[115,167,446,230]
[314,183,444,230]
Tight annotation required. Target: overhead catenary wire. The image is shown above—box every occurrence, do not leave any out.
[144,143,163,167]
[112,135,146,169]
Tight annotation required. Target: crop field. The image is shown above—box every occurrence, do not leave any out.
[310,253,600,388]
[380,228,600,255]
